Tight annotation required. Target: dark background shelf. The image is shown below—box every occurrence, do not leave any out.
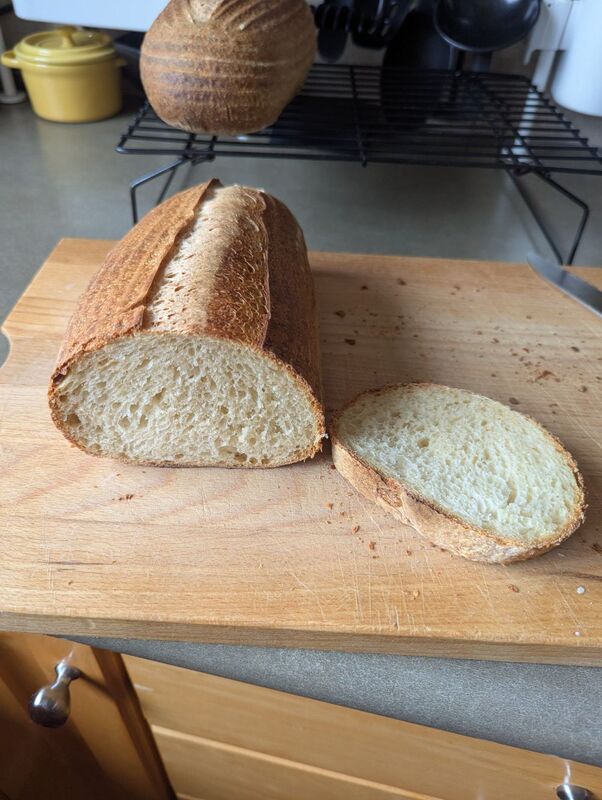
[116,65,602,263]
[118,66,602,174]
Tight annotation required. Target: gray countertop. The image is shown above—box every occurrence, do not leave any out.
[3,102,602,771]
[68,636,602,767]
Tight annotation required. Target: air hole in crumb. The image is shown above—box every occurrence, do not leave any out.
[417,437,429,448]
[66,413,81,427]
[234,452,247,463]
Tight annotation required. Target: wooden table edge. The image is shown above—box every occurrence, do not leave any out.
[0,614,599,666]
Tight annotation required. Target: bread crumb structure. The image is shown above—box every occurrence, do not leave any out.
[49,180,325,467]
[332,383,585,563]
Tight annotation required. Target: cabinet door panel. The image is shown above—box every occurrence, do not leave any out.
[0,634,172,800]
[125,655,602,800]
[154,725,409,800]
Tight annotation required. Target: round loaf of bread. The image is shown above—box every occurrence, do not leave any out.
[140,0,316,135]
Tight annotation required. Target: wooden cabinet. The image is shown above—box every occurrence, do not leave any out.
[1,634,601,800]
[125,655,602,800]
[0,633,173,800]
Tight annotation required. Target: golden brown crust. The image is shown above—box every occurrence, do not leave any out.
[261,192,321,397]
[140,0,316,135]
[331,383,586,564]
[203,188,270,347]
[51,180,218,380]
[49,181,325,465]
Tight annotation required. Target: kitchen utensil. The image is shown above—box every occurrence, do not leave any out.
[351,0,410,48]
[381,9,455,127]
[434,0,541,52]
[1,25,126,122]
[383,8,454,70]
[1,239,600,664]
[315,0,352,62]
[528,253,602,318]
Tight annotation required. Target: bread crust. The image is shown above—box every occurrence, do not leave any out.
[49,180,325,466]
[140,0,316,135]
[331,383,586,564]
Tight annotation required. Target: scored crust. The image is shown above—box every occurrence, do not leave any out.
[49,180,325,466]
[331,383,586,563]
[140,0,316,135]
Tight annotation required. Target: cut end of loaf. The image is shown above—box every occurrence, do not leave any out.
[332,383,585,563]
[50,334,324,467]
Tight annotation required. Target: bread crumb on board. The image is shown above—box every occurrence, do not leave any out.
[352,524,361,534]
[344,338,356,346]
[368,540,376,550]
[508,584,520,593]
[118,493,134,501]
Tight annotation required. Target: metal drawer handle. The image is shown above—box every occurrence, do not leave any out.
[556,786,592,800]
[29,659,81,728]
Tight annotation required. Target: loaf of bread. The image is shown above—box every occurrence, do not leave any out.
[332,383,585,563]
[140,0,316,135]
[49,180,325,467]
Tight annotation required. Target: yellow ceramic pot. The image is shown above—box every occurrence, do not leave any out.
[1,26,126,123]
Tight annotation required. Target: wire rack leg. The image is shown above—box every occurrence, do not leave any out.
[130,157,188,224]
[507,169,590,265]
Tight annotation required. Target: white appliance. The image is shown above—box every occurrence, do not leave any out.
[0,20,25,103]
[12,0,168,31]
[525,0,602,117]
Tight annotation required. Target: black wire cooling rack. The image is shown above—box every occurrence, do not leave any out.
[117,65,602,263]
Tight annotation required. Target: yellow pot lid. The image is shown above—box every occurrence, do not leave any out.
[14,26,116,66]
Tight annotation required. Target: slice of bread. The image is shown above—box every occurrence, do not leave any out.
[49,180,325,467]
[331,383,585,563]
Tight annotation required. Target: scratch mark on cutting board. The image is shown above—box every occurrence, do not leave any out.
[555,583,581,629]
[475,582,497,619]
[351,547,363,621]
[355,494,387,537]
[287,567,327,622]
[537,381,601,451]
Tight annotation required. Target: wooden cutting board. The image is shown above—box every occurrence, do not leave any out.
[1,239,601,665]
